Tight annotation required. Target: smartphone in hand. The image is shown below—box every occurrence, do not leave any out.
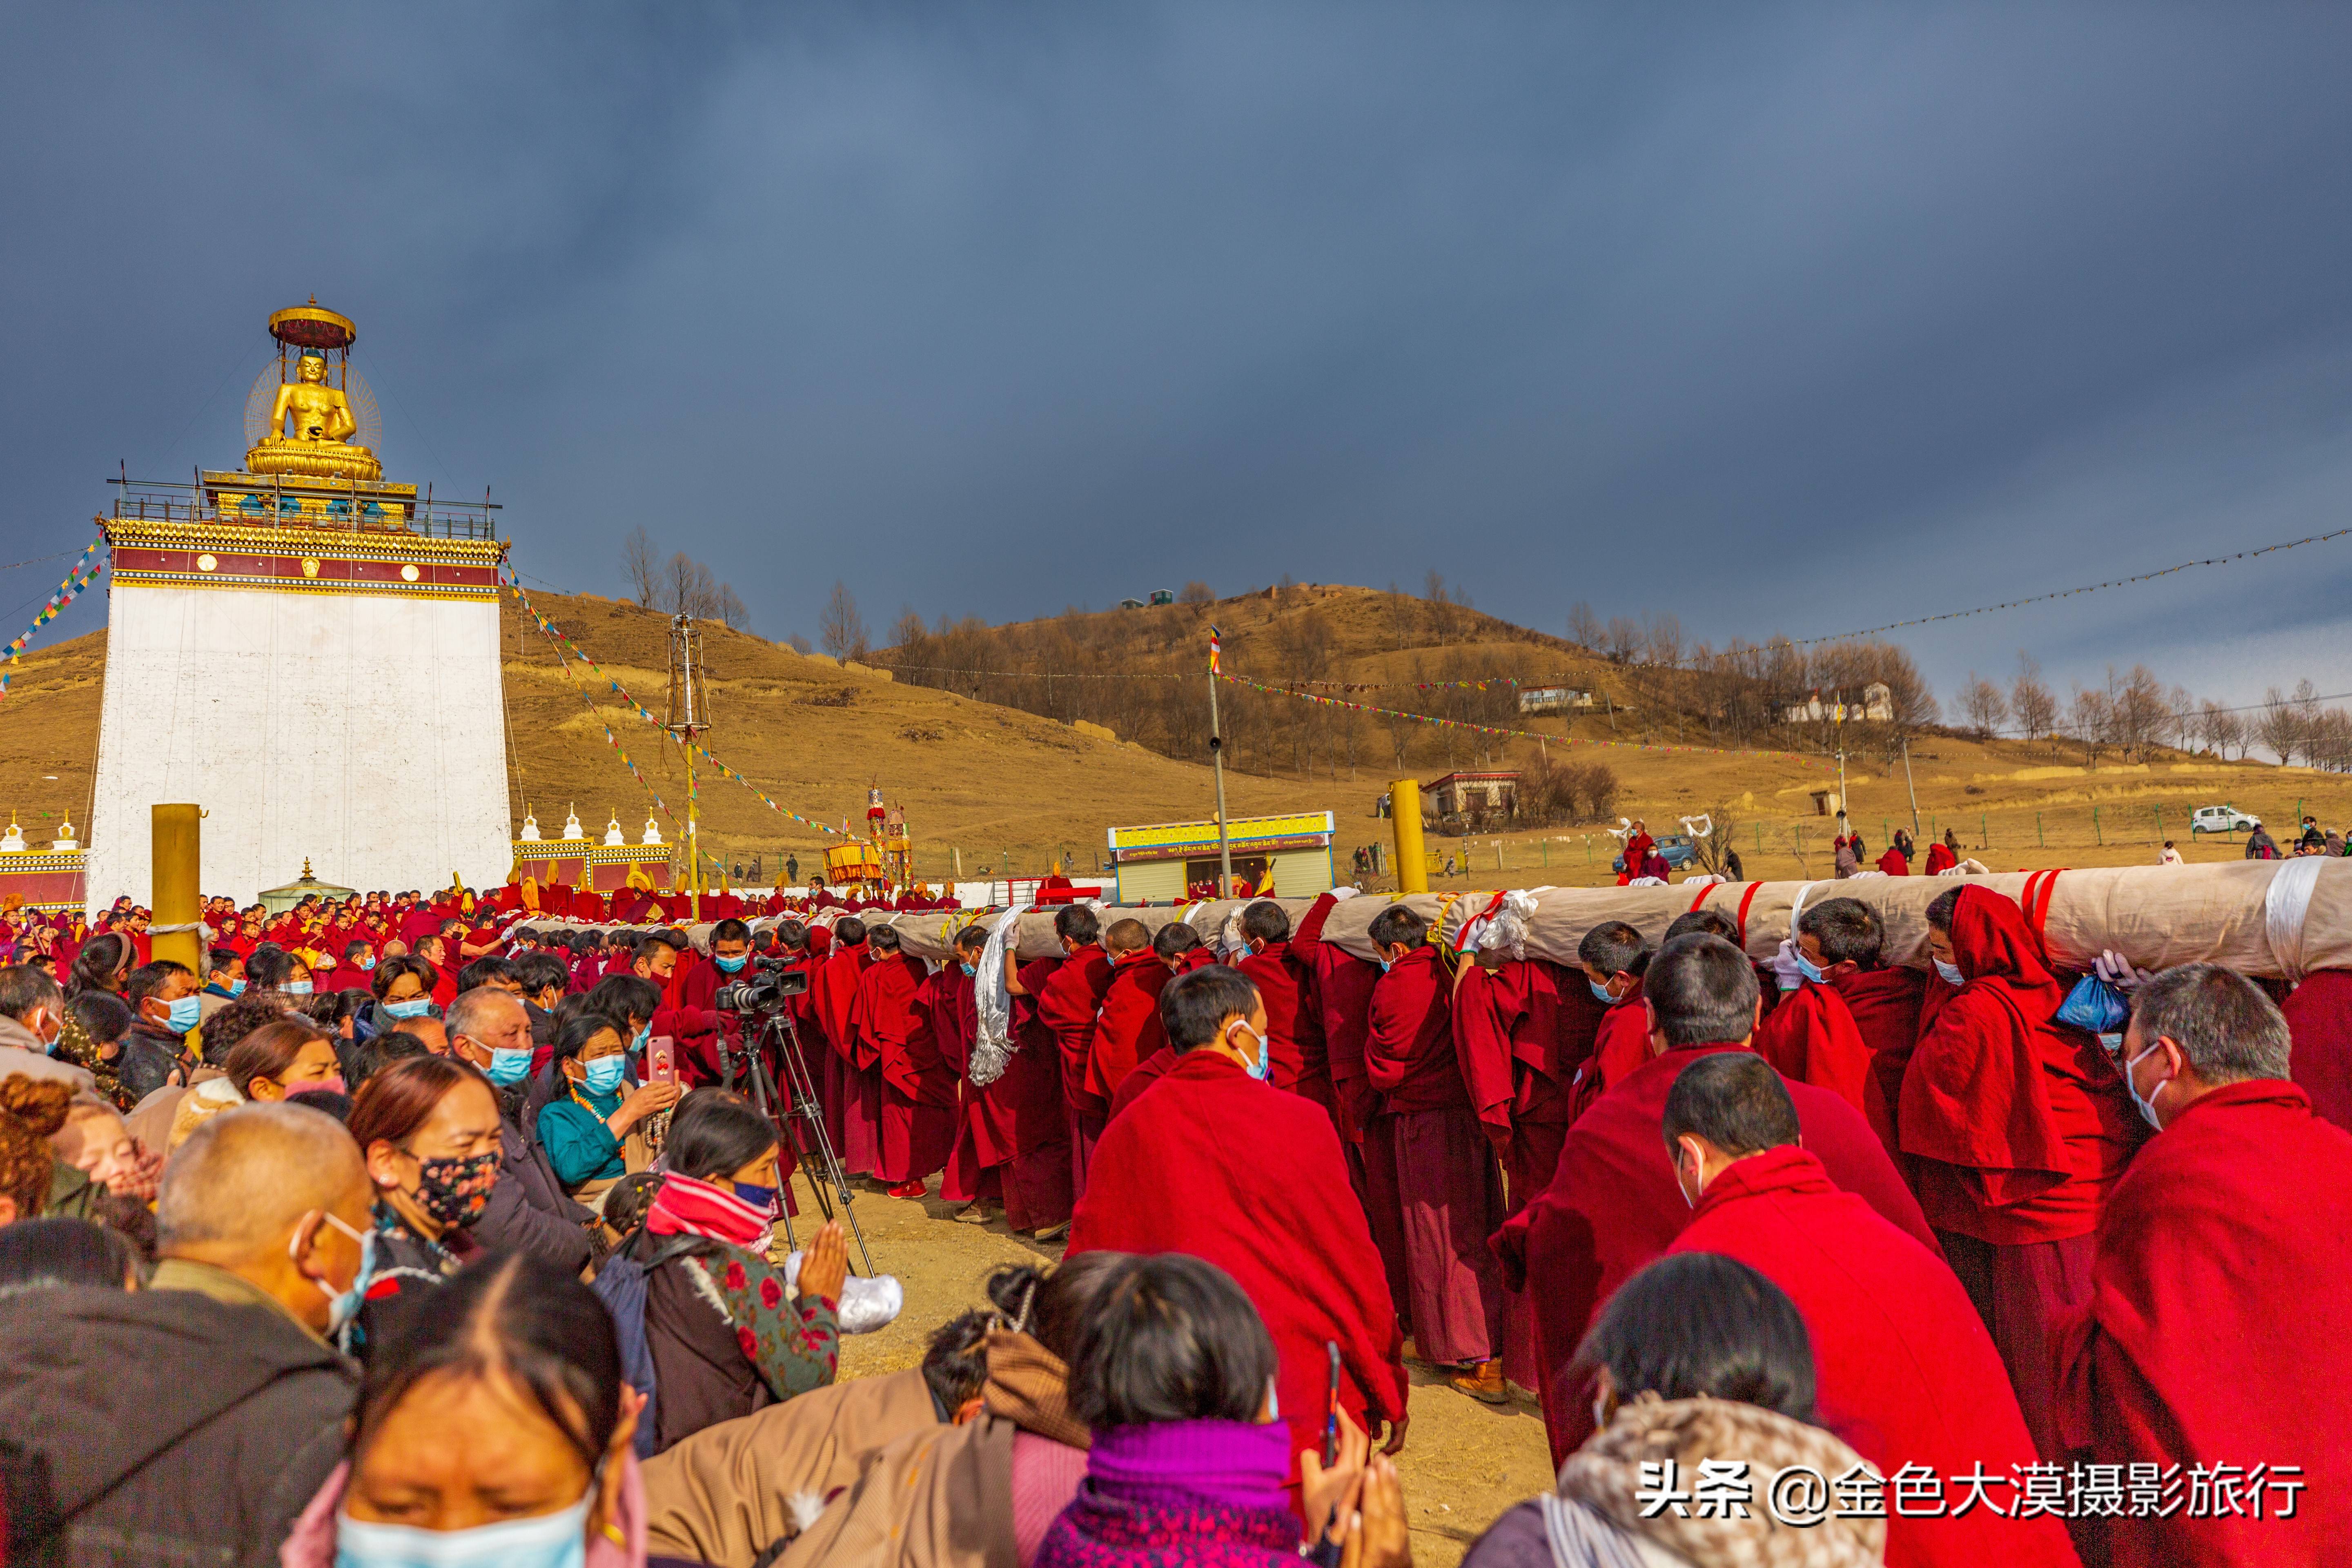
[647,1035,678,1084]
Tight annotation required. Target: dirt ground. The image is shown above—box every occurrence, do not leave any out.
[792,1168,1553,1567]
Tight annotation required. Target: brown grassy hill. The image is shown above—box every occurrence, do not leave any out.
[0,589,1334,885]
[6,579,2344,894]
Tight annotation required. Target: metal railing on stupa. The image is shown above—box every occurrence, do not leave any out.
[107,472,501,541]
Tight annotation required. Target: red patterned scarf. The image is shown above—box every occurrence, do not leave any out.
[644,1172,771,1247]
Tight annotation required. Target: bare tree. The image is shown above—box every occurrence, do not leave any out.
[621,527,660,608]
[2199,699,2246,760]
[1959,674,2009,738]
[818,581,869,660]
[2257,686,2308,765]
[1567,601,1604,650]
[2112,664,2169,762]
[1604,616,1643,664]
[2068,687,2114,768]
[1643,612,1684,670]
[785,632,813,655]
[716,584,751,630]
[2011,653,2058,741]
[889,606,927,650]
[2168,685,2197,751]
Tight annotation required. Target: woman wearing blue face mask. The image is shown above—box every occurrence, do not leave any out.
[536,1013,679,1200]
[281,1250,653,1568]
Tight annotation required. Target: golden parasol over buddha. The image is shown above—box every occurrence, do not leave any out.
[244,298,383,481]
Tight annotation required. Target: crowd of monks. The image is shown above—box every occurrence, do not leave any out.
[10,868,2348,1566]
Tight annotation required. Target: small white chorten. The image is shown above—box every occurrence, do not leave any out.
[604,813,626,847]
[561,804,586,841]
[0,815,24,853]
[51,818,77,852]
[641,816,664,846]
[519,810,543,842]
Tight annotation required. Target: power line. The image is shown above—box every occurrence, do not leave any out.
[1797,524,2352,644]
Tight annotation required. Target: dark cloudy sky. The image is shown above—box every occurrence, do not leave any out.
[8,2,2352,714]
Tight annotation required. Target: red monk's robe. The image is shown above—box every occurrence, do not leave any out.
[1566,978,1650,1124]
[997,957,1076,1231]
[1069,1049,1409,1476]
[1034,942,1114,1193]
[852,952,956,1184]
[1899,886,2139,1459]
[1877,846,1911,876]
[1087,951,1169,1108]
[1672,1145,2077,1568]
[2056,1079,2352,1567]
[1497,1042,1935,1468]
[811,940,878,1176]
[1922,842,1958,875]
[1454,957,1595,1388]
[1107,1043,1177,1121]
[1290,895,1406,1312]
[1751,980,1878,1138]
[2280,967,2352,1134]
[931,962,1000,1207]
[1367,946,1505,1366]
[1236,939,1336,1118]
[1833,966,1927,1160]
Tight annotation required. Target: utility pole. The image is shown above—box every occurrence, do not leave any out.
[1206,625,1234,897]
[666,613,708,921]
[1902,736,1921,838]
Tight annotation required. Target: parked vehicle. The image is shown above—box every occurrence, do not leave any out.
[2190,805,2260,835]
[1615,833,1698,874]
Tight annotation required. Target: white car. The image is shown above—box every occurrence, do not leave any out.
[2191,805,2261,835]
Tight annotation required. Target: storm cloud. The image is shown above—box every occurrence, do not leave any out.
[7,2,2352,706]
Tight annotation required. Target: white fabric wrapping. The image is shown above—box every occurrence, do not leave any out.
[2265,856,2327,983]
[966,900,1033,1088]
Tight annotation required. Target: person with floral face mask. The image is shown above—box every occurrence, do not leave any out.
[345,1055,504,1363]
[281,1251,654,1568]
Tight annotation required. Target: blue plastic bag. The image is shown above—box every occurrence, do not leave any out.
[2056,973,2130,1035]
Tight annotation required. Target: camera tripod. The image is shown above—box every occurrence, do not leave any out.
[720,1005,875,1276]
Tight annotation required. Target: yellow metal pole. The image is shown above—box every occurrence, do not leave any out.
[1390,780,1428,894]
[687,736,701,922]
[151,804,203,973]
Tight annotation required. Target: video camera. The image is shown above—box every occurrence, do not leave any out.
[712,956,811,1013]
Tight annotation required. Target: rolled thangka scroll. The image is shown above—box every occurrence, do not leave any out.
[513,858,2352,980]
[1303,859,2352,980]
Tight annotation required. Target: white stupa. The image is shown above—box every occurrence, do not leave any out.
[519,810,543,842]
[641,816,664,846]
[0,816,25,853]
[561,805,586,841]
[604,812,626,846]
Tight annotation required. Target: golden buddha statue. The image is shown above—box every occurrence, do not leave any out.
[246,350,383,481]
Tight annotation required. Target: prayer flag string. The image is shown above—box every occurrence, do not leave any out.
[503,575,842,837]
[0,533,107,708]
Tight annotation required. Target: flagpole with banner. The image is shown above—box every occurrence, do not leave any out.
[1207,624,1234,898]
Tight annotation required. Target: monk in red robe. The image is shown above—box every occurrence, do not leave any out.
[932,924,1004,1220]
[2051,963,2352,1565]
[1666,1052,2078,1568]
[1365,904,1510,1399]
[1905,885,2140,1460]
[1004,904,1114,1200]
[851,926,956,1196]
[1764,895,1927,1157]
[1084,919,1165,1110]
[2060,968,2352,1568]
[673,917,753,1087]
[1001,947,1078,1238]
[1923,833,1960,875]
[810,918,878,1177]
[1496,932,1934,1468]
[1104,923,1213,1123]
[1453,949,1601,1392]
[1289,892,1407,1317]
[2279,966,2352,1132]
[1876,843,1911,876]
[1752,905,1881,1136]
[1566,920,1650,1122]
[1234,899,1336,1121]
[1070,963,1410,1478]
